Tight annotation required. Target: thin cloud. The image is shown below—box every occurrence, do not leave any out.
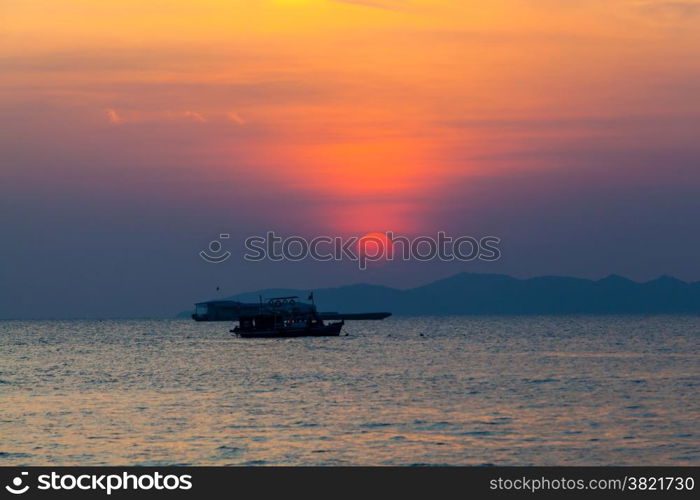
[105,108,123,124]
[227,111,246,125]
[183,111,207,122]
[102,109,247,125]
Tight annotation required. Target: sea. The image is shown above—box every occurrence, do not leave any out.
[1,316,698,466]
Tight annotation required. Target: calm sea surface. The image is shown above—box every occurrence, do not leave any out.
[1,316,698,465]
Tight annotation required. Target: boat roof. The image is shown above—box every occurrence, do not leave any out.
[195,299,316,319]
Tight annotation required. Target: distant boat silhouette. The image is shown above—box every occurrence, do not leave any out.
[193,295,391,338]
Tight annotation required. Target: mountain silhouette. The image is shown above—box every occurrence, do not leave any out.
[180,272,700,317]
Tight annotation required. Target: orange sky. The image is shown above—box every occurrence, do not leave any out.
[2,0,700,233]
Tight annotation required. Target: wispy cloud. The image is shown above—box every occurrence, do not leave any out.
[227,111,246,125]
[103,109,219,125]
[183,111,207,122]
[105,108,123,124]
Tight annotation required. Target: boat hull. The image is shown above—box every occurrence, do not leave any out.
[233,321,344,338]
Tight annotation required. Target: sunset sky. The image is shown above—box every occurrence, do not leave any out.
[2,1,700,317]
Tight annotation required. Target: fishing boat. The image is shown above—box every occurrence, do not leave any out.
[192,295,390,338]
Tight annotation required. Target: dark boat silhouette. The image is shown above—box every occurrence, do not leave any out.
[192,295,390,338]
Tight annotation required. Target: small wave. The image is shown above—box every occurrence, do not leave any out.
[293,421,319,427]
[523,377,559,384]
[478,417,512,425]
[0,452,33,458]
[217,445,244,458]
[458,430,496,436]
[242,460,270,465]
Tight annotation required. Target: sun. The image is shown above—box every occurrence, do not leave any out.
[357,232,394,262]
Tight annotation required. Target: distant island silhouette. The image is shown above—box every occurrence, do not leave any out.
[180,273,700,317]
